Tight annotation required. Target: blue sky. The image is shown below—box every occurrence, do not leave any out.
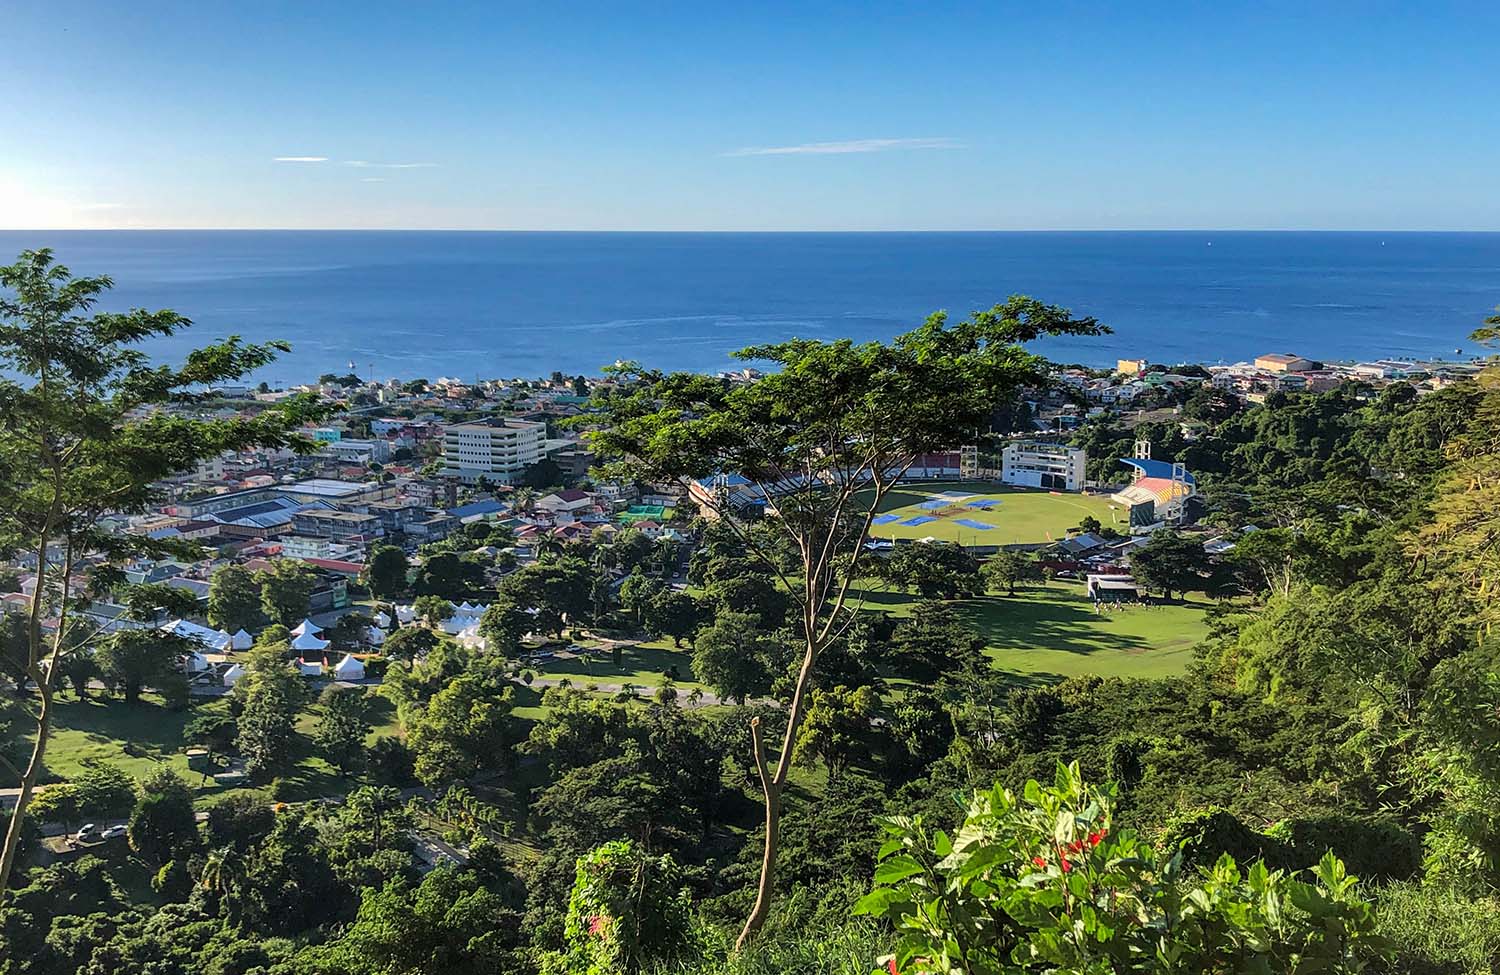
[3,2,1497,230]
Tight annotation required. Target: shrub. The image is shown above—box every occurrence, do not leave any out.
[857,762,1389,974]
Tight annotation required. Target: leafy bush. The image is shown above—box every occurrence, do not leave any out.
[539,839,694,975]
[856,762,1388,974]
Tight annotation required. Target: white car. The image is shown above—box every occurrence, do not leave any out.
[75,823,97,842]
[100,825,127,841]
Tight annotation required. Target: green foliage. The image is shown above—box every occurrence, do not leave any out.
[857,762,1388,974]
[879,543,981,599]
[258,560,316,627]
[692,611,776,704]
[234,644,308,780]
[314,684,375,777]
[206,564,263,632]
[364,544,410,599]
[127,768,198,865]
[540,840,693,975]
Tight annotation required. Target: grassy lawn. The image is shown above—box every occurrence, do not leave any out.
[526,638,703,690]
[858,580,1214,681]
[2,682,410,806]
[862,480,1121,546]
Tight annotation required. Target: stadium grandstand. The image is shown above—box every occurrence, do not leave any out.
[1111,456,1196,527]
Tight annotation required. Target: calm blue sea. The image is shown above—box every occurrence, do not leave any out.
[2,231,1496,381]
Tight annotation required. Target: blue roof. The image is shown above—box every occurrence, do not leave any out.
[450,499,507,518]
[1118,458,1197,485]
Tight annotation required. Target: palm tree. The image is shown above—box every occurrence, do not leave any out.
[510,486,538,516]
[199,846,246,918]
[687,687,705,708]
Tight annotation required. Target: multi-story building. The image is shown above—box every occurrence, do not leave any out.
[441,419,546,484]
[1000,442,1087,492]
[290,508,382,542]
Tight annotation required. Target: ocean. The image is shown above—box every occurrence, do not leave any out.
[1,231,1496,381]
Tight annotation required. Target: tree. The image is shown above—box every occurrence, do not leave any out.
[325,610,374,649]
[315,684,374,777]
[501,557,593,635]
[982,549,1038,596]
[691,611,776,705]
[539,840,693,975]
[1130,529,1211,600]
[206,565,264,632]
[645,590,702,647]
[412,594,453,626]
[235,645,308,780]
[127,768,198,865]
[879,542,981,598]
[0,248,322,890]
[478,598,529,657]
[588,298,1106,944]
[413,551,485,600]
[365,544,410,599]
[618,570,664,627]
[792,683,877,780]
[94,629,193,704]
[183,713,237,780]
[382,625,440,662]
[258,560,316,627]
[406,669,516,788]
[519,456,564,490]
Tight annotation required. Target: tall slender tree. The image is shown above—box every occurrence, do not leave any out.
[587,297,1105,944]
[0,248,323,891]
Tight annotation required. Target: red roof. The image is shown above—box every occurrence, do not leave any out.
[302,557,365,575]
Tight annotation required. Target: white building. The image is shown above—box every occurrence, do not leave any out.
[442,419,547,485]
[1000,442,1087,492]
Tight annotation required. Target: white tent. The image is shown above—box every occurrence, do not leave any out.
[231,628,254,651]
[333,654,365,680]
[291,628,330,652]
[161,619,231,652]
[296,659,324,676]
[222,663,246,687]
[365,626,386,646]
[184,651,211,673]
[373,611,391,628]
[456,601,475,613]
[395,604,416,624]
[291,618,321,638]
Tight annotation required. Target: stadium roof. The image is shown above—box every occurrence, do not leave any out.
[1118,458,1196,485]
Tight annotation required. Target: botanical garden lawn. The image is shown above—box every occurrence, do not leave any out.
[858,580,1214,681]
[525,637,703,691]
[861,481,1122,546]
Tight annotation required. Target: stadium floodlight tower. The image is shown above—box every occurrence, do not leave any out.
[1132,439,1152,463]
[1163,461,1191,524]
[960,444,979,480]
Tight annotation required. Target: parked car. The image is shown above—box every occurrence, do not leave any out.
[75,823,97,842]
[100,825,127,841]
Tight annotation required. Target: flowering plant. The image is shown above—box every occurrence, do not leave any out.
[855,761,1387,974]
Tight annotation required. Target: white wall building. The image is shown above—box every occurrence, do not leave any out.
[441,420,547,485]
[1000,442,1087,492]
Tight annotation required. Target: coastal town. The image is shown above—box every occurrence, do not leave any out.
[2,344,1478,710]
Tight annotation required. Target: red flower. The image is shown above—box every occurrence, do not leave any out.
[887,959,900,975]
[1087,830,1106,847]
[587,915,606,936]
[1066,839,1085,854]
[1031,856,1047,869]
[1059,855,1073,873]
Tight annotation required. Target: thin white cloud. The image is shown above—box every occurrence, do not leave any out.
[345,160,437,169]
[273,155,329,162]
[77,202,126,210]
[360,177,387,183]
[723,137,964,157]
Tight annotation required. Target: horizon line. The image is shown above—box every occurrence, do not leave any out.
[4,227,1500,234]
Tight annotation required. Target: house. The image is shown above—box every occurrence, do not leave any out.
[536,489,594,515]
[1253,353,1315,373]
[1116,358,1149,376]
